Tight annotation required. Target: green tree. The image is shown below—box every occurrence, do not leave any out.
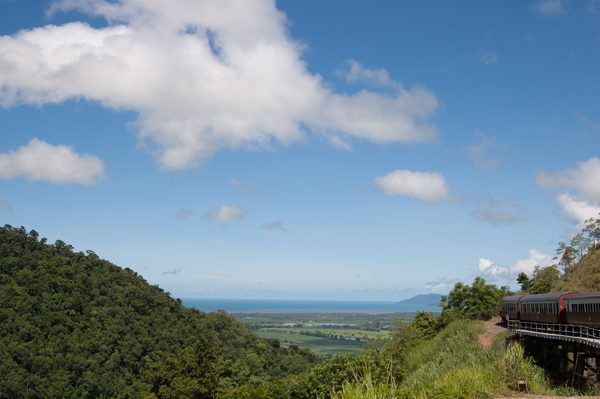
[555,242,577,271]
[584,214,600,243]
[516,272,533,292]
[440,277,502,320]
[570,232,592,260]
[530,265,560,294]
[411,311,436,339]
[143,338,222,399]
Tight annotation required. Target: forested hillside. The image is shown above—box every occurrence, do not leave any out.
[515,214,600,295]
[0,225,320,399]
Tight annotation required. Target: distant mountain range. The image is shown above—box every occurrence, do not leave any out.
[398,294,442,306]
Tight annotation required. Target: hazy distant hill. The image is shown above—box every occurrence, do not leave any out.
[398,294,442,306]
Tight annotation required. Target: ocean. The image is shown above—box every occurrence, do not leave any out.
[180,298,442,314]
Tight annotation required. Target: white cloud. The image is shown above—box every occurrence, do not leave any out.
[230,178,264,196]
[555,192,600,229]
[177,208,192,221]
[471,199,526,226]
[461,133,505,169]
[335,59,396,88]
[0,0,439,170]
[0,138,105,185]
[0,196,13,214]
[531,0,563,16]
[374,169,451,204]
[477,249,556,281]
[261,219,285,231]
[536,157,600,228]
[203,204,246,223]
[478,51,498,65]
[424,277,459,292]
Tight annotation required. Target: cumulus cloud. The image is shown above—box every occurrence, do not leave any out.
[471,199,526,226]
[477,249,556,281]
[203,204,246,223]
[177,208,192,221]
[461,133,505,169]
[478,51,498,65]
[0,196,13,214]
[536,157,600,228]
[374,169,451,204]
[424,277,459,292]
[0,0,439,170]
[261,219,285,231]
[531,0,563,16]
[335,59,396,88]
[162,267,183,275]
[0,138,106,185]
[230,178,264,196]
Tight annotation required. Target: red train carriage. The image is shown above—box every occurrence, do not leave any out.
[519,292,574,323]
[500,295,523,321]
[565,292,600,327]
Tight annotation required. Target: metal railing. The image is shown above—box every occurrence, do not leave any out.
[508,320,600,349]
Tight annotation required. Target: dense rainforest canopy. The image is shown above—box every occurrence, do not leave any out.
[0,225,320,399]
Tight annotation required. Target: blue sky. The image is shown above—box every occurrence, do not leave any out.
[0,0,598,301]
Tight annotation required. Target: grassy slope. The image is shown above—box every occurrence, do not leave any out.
[553,247,600,292]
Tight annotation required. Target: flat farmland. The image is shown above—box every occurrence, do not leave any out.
[261,327,388,341]
[232,312,426,357]
[257,331,366,356]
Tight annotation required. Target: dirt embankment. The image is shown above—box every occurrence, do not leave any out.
[478,316,514,350]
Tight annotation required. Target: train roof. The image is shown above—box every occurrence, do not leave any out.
[564,292,600,301]
[500,295,523,303]
[519,292,575,302]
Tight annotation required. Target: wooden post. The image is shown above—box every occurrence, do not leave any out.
[575,353,585,390]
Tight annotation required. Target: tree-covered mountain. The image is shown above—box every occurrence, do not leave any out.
[0,225,320,399]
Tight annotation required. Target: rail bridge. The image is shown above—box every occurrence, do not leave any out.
[508,320,600,387]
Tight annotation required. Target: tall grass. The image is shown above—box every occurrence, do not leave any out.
[396,321,550,398]
[333,320,554,399]
[331,371,393,399]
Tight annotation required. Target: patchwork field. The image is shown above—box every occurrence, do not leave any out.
[256,331,367,356]
[231,312,430,357]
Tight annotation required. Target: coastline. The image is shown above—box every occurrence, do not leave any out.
[180,298,443,314]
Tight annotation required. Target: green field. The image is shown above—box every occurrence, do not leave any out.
[232,312,418,326]
[256,331,366,356]
[261,327,388,341]
[233,312,429,357]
